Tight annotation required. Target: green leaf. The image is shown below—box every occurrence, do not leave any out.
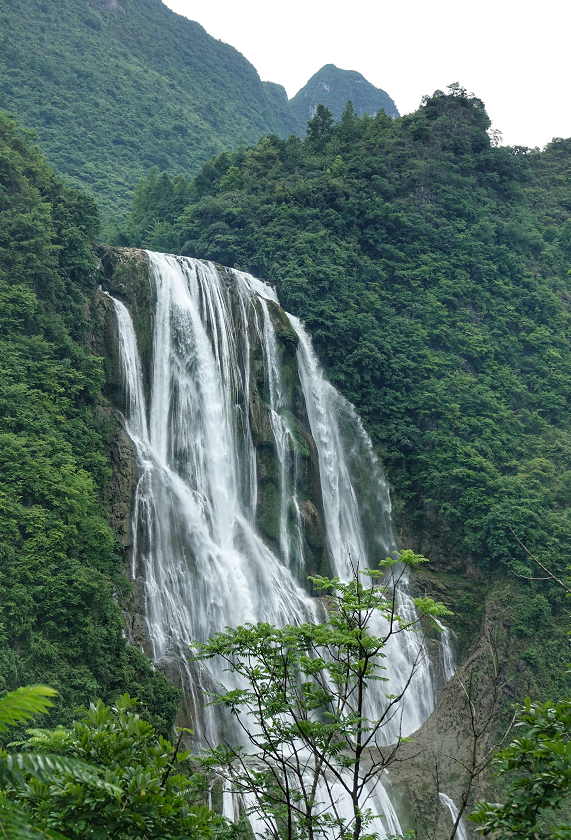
[0,687,57,733]
[0,755,121,795]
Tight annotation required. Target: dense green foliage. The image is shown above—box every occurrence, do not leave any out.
[113,86,571,694]
[0,687,214,839]
[0,111,179,734]
[6,693,213,839]
[290,64,399,124]
[470,697,571,839]
[0,0,300,221]
[0,684,121,839]
[112,88,571,575]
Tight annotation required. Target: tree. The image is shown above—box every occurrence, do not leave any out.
[193,552,452,840]
[469,698,571,839]
[0,684,119,840]
[1,690,213,839]
[336,100,360,147]
[305,104,335,151]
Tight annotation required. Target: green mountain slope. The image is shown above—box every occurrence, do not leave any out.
[0,111,179,734]
[113,89,571,701]
[290,64,399,124]
[0,0,299,220]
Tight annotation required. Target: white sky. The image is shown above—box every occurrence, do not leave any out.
[162,0,569,149]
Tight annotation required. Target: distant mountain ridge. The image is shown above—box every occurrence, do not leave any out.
[0,0,399,219]
[290,64,399,124]
[0,0,299,218]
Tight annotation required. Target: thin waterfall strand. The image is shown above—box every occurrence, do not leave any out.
[439,793,469,840]
[291,313,444,736]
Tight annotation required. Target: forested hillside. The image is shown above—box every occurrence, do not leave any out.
[112,87,571,700]
[4,74,571,762]
[0,112,179,734]
[0,0,299,220]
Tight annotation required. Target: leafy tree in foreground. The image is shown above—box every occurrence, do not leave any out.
[469,698,571,839]
[193,552,452,840]
[1,690,214,839]
[0,684,119,840]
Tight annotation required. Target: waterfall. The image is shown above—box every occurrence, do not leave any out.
[439,793,469,840]
[109,251,457,834]
[434,619,458,684]
[112,254,322,746]
[291,314,440,737]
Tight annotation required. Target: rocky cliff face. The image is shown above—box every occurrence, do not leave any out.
[249,295,330,576]
[87,248,154,547]
[384,597,512,837]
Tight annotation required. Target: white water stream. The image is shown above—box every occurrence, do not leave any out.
[439,793,469,840]
[109,251,457,837]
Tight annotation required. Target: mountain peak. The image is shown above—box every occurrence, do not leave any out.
[290,64,399,125]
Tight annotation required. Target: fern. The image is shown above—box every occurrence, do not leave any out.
[0,687,119,836]
[0,755,121,794]
[0,687,56,733]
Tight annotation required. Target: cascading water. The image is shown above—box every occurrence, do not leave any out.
[109,251,457,836]
[292,315,441,737]
[112,254,323,745]
[434,619,458,684]
[439,793,469,840]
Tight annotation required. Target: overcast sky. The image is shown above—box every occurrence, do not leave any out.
[162,0,569,149]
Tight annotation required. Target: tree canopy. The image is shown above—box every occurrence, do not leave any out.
[110,88,571,701]
[0,0,300,220]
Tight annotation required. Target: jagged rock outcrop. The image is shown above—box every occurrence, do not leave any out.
[385,607,505,837]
